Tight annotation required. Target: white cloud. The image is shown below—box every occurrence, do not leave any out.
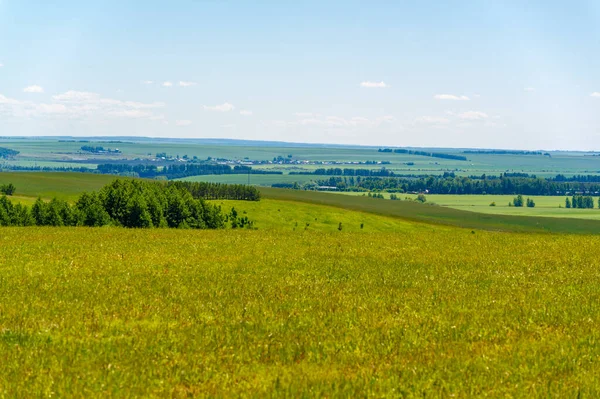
[591,92,600,98]
[23,85,44,93]
[295,115,395,129]
[434,94,470,101]
[457,111,489,120]
[360,81,388,88]
[414,116,451,125]
[1,90,165,120]
[142,80,154,85]
[240,110,253,116]
[53,90,164,109]
[162,81,173,87]
[204,102,235,112]
[175,120,192,126]
[179,81,197,87]
[110,110,153,118]
[0,63,3,67]
[524,87,536,92]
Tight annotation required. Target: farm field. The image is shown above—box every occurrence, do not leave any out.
[2,227,600,396]
[0,172,116,201]
[179,173,318,186]
[4,137,600,178]
[337,192,600,220]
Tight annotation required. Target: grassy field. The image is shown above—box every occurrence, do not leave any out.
[2,171,600,234]
[0,172,117,201]
[260,188,600,234]
[338,192,600,220]
[2,170,600,395]
[212,199,442,233]
[1,227,600,396]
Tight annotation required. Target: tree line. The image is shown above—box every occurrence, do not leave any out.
[290,167,398,177]
[378,148,467,161]
[167,181,260,201]
[96,163,282,179]
[308,175,600,196]
[0,179,257,229]
[80,145,121,153]
[565,195,596,209]
[463,150,548,156]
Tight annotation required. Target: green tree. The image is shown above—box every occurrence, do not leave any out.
[526,198,535,208]
[513,195,524,207]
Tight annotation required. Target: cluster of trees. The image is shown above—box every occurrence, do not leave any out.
[96,163,281,179]
[168,181,260,201]
[565,196,596,209]
[0,183,15,195]
[511,195,535,207]
[0,180,255,229]
[0,147,19,159]
[80,145,121,153]
[310,175,600,196]
[378,148,467,161]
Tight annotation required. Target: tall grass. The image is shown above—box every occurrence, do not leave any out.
[1,227,600,396]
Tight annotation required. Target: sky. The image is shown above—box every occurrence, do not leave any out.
[1,0,599,150]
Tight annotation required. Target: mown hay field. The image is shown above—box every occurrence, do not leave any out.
[1,227,600,396]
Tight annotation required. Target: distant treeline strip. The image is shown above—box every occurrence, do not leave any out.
[378,148,467,161]
[311,175,600,196]
[463,150,550,156]
[97,163,282,179]
[167,181,260,201]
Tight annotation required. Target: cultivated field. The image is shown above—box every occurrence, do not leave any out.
[4,137,600,178]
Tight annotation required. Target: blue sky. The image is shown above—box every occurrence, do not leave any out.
[1,0,599,149]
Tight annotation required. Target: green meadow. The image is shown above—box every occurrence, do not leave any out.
[1,171,600,396]
[2,227,600,396]
[0,172,116,201]
[339,192,600,220]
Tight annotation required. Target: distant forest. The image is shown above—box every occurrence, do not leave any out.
[303,173,600,196]
[378,148,467,161]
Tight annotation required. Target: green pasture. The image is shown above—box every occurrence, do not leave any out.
[339,193,600,221]
[2,227,600,396]
[260,188,600,234]
[0,172,116,201]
